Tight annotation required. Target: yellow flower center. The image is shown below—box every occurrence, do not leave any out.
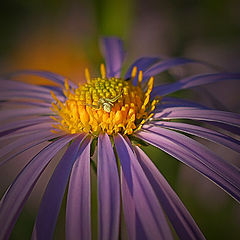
[50,64,159,136]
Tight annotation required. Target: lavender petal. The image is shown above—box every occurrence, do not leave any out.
[66,137,91,240]
[32,134,85,240]
[124,57,161,85]
[135,146,206,240]
[0,135,75,240]
[0,116,53,138]
[153,107,240,128]
[0,107,52,121]
[136,127,240,202]
[148,121,240,153]
[142,57,208,82]
[151,73,240,98]
[8,70,77,89]
[98,134,120,240]
[100,37,124,78]
[114,134,173,240]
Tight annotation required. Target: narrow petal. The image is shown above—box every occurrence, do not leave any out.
[151,73,240,98]
[134,146,206,240]
[124,57,161,84]
[0,116,52,138]
[160,96,209,109]
[0,79,61,94]
[66,137,91,240]
[114,134,173,240]
[0,122,54,141]
[149,121,240,153]
[136,127,240,202]
[0,135,75,240]
[8,70,77,88]
[100,37,124,78]
[32,134,85,240]
[142,57,208,82]
[153,107,240,128]
[0,91,58,102]
[0,128,54,161]
[98,134,120,240]
[1,100,51,108]
[120,169,136,240]
[0,107,52,121]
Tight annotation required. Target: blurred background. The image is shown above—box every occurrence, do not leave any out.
[0,0,239,239]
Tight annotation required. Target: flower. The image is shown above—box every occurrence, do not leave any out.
[0,37,240,240]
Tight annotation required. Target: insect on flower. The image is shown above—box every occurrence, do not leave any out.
[0,37,240,240]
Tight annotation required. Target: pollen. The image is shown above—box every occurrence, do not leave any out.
[50,65,159,136]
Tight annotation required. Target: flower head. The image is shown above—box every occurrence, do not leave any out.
[0,37,240,240]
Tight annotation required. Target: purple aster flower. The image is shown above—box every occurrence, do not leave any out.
[0,37,240,240]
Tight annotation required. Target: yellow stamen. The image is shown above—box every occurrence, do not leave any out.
[85,68,91,83]
[131,66,137,78]
[50,66,160,136]
[100,64,106,78]
[138,70,143,85]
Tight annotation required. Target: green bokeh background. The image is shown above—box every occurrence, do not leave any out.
[0,0,239,239]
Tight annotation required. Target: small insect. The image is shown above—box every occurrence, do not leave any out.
[83,90,123,113]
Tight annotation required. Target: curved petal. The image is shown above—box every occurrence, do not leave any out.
[153,107,240,128]
[136,127,240,202]
[98,134,120,240]
[0,107,52,121]
[151,73,240,98]
[32,134,85,240]
[120,169,136,240]
[1,100,52,108]
[142,57,209,82]
[0,79,61,94]
[124,57,161,84]
[0,127,54,162]
[0,91,58,102]
[149,121,240,153]
[8,70,77,89]
[134,146,206,240]
[66,137,91,240]
[114,134,173,240]
[100,37,124,78]
[0,116,52,138]
[0,135,75,240]
[160,96,209,109]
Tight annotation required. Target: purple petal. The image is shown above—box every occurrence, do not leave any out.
[66,137,91,240]
[0,125,53,159]
[0,116,53,138]
[142,57,209,82]
[0,91,60,102]
[98,134,120,240]
[120,169,136,240]
[124,57,161,85]
[0,135,75,240]
[160,96,209,109]
[0,129,59,167]
[151,73,240,98]
[114,134,173,240]
[8,70,77,89]
[100,37,124,78]
[209,122,240,136]
[0,79,61,94]
[32,134,86,240]
[134,146,206,240]
[1,100,52,108]
[153,107,240,128]
[0,107,52,121]
[136,127,240,202]
[149,121,240,153]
